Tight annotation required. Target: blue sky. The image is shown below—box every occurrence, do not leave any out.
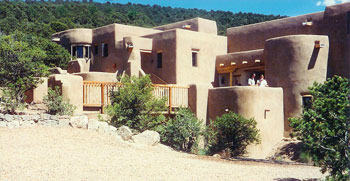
[107,0,349,16]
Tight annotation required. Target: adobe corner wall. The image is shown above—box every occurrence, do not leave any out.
[208,87,284,159]
[264,35,329,136]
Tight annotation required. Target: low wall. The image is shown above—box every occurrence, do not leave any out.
[208,86,284,159]
[74,72,118,82]
[48,74,83,115]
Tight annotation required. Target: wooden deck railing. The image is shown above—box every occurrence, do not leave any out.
[83,81,189,113]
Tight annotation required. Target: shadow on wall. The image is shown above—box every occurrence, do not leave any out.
[308,48,320,70]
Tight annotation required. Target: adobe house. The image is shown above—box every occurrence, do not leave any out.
[31,2,349,158]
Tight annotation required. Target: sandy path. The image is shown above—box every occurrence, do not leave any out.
[0,127,325,180]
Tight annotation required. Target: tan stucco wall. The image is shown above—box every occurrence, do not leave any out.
[208,86,284,159]
[25,78,48,104]
[264,35,329,136]
[227,3,350,78]
[154,17,218,35]
[52,28,93,45]
[48,74,83,115]
[175,29,227,85]
[73,72,117,82]
[143,30,178,84]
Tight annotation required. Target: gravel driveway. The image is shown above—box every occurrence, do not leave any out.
[0,127,325,180]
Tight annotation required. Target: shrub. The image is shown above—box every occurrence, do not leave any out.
[158,108,202,152]
[290,76,350,180]
[209,112,261,156]
[43,87,76,116]
[0,32,49,114]
[106,75,167,131]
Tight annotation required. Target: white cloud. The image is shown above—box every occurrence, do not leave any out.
[316,0,350,6]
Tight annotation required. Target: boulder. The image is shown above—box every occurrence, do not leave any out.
[132,130,160,146]
[88,119,99,131]
[108,125,117,134]
[98,122,109,134]
[4,114,14,122]
[70,115,88,129]
[0,121,7,128]
[7,120,19,129]
[117,126,133,141]
[58,119,70,128]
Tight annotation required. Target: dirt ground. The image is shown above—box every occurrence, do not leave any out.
[0,127,325,180]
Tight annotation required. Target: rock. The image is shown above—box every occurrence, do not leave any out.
[21,115,32,121]
[98,114,110,122]
[213,154,221,158]
[4,114,14,122]
[0,121,7,128]
[132,130,160,146]
[108,125,117,134]
[7,121,19,129]
[87,119,99,131]
[117,126,134,141]
[70,116,88,129]
[0,113,4,120]
[50,115,59,120]
[40,114,51,120]
[21,121,35,127]
[59,115,70,119]
[58,119,70,127]
[97,122,109,134]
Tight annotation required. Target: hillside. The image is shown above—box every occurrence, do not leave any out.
[0,1,286,37]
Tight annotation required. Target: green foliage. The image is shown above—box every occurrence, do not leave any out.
[0,89,26,114]
[106,75,167,131]
[290,76,350,180]
[43,86,76,116]
[0,33,49,114]
[158,108,202,152]
[209,112,261,156]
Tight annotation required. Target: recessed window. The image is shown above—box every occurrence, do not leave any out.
[302,95,312,109]
[221,76,225,85]
[192,51,198,67]
[94,45,98,56]
[157,52,162,68]
[102,43,108,57]
[84,46,90,58]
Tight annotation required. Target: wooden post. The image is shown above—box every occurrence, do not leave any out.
[229,71,233,86]
[101,83,105,114]
[168,87,172,114]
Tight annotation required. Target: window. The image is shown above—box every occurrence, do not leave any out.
[84,46,90,58]
[302,95,312,109]
[72,46,77,57]
[192,51,198,67]
[157,52,162,68]
[94,45,98,56]
[102,43,108,57]
[76,46,83,58]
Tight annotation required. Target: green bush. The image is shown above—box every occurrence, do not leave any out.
[106,75,167,131]
[0,32,49,114]
[158,108,202,152]
[290,76,350,180]
[43,87,76,116]
[209,112,261,156]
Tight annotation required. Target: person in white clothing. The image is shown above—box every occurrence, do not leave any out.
[257,74,268,87]
[248,73,256,86]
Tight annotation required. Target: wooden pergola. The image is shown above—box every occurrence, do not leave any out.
[217,62,265,86]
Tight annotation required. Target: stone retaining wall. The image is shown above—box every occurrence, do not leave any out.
[0,113,160,147]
